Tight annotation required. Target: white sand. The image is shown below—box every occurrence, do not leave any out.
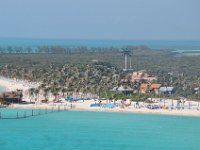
[0,76,38,99]
[1,77,200,117]
[9,99,200,117]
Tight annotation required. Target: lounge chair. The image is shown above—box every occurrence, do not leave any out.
[90,103,101,107]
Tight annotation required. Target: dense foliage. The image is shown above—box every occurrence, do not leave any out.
[0,45,200,100]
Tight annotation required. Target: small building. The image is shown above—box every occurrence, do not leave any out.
[140,83,161,94]
[140,84,150,94]
[0,91,23,103]
[159,87,175,95]
[131,71,157,83]
[111,86,133,95]
[150,84,161,94]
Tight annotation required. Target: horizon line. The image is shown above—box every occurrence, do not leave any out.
[0,36,200,42]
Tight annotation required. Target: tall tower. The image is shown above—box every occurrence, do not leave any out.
[121,49,131,71]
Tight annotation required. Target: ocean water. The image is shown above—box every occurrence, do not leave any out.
[0,38,200,50]
[0,109,200,150]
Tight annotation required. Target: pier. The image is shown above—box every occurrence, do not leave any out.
[0,105,68,120]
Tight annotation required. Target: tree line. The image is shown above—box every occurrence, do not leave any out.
[0,45,200,100]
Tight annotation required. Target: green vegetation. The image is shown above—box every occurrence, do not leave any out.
[0,45,200,100]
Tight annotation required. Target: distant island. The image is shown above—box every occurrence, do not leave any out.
[0,44,200,102]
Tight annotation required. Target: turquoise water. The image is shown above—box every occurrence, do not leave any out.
[0,38,200,50]
[0,108,51,118]
[0,109,200,150]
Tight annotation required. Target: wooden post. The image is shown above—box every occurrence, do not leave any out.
[24,111,26,118]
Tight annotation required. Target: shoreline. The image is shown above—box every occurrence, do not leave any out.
[1,77,200,117]
[71,109,200,117]
[8,102,200,117]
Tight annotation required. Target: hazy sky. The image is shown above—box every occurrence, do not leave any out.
[0,0,199,40]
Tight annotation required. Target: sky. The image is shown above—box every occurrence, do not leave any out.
[0,0,199,40]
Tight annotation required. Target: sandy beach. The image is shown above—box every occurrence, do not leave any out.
[1,77,200,117]
[0,77,38,99]
[9,99,200,117]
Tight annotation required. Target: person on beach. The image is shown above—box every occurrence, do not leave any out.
[70,103,73,109]
[136,101,139,109]
[182,100,185,110]
[177,100,181,110]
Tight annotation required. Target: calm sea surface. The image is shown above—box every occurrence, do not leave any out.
[0,109,200,150]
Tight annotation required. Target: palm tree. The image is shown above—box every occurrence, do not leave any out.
[34,88,40,102]
[28,88,35,102]
[61,87,68,97]
[43,87,50,101]
[50,86,60,100]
